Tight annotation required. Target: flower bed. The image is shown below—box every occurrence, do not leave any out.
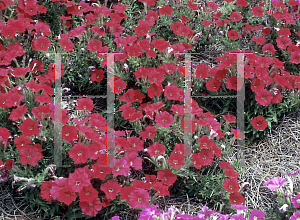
[0,0,300,219]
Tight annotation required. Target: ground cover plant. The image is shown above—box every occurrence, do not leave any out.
[0,0,300,219]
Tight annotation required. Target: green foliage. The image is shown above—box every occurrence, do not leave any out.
[41,1,66,37]
[169,162,230,214]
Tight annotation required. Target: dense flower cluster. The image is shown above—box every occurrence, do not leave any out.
[0,0,299,219]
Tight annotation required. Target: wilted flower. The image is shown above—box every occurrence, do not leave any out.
[0,165,9,182]
[27,183,36,188]
[288,168,300,176]
[279,204,288,213]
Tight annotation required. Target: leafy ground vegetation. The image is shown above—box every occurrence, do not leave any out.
[0,0,300,219]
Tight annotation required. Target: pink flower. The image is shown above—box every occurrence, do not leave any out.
[249,209,265,220]
[289,211,300,220]
[291,194,300,209]
[263,176,286,190]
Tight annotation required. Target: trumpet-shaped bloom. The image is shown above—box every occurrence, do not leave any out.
[263,176,286,190]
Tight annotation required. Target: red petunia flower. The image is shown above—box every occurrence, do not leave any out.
[147,142,165,157]
[58,36,74,52]
[126,44,143,57]
[251,116,268,131]
[57,184,77,206]
[123,152,143,170]
[199,149,214,166]
[255,89,273,106]
[236,0,248,7]
[262,43,276,56]
[252,36,266,45]
[187,1,198,11]
[76,98,94,111]
[170,21,185,35]
[19,118,39,137]
[207,2,218,10]
[155,111,174,128]
[35,94,52,105]
[128,189,149,208]
[50,178,68,200]
[223,113,236,124]
[148,69,165,86]
[227,30,241,40]
[127,136,144,152]
[18,145,43,166]
[138,0,156,6]
[135,23,150,36]
[0,127,11,143]
[14,135,31,150]
[1,25,16,39]
[61,125,78,143]
[206,79,221,92]
[180,15,189,23]
[111,158,130,177]
[68,142,89,164]
[252,6,264,16]
[145,49,157,58]
[87,39,103,53]
[79,184,99,203]
[159,5,173,16]
[201,20,212,27]
[287,44,300,53]
[226,76,238,91]
[91,69,105,83]
[32,36,52,52]
[223,178,240,193]
[272,0,285,8]
[262,27,271,36]
[164,85,180,101]
[230,12,241,22]
[157,169,177,186]
[152,181,170,196]
[159,62,177,75]
[167,152,185,169]
[139,126,157,140]
[145,10,159,25]
[197,135,215,150]
[91,155,112,180]
[68,168,92,193]
[91,26,106,37]
[276,36,292,49]
[114,77,127,94]
[180,117,197,134]
[40,180,53,202]
[130,89,145,104]
[79,197,103,216]
[100,179,122,200]
[251,78,265,93]
[151,39,170,51]
[290,51,300,64]
[147,83,163,98]
[271,92,283,104]
[230,192,245,205]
